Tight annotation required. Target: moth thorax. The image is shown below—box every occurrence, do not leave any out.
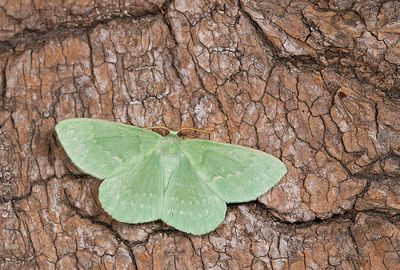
[160,140,182,190]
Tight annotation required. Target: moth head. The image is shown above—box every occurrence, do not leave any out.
[147,126,213,139]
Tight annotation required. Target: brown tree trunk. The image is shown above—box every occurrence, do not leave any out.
[1,0,400,269]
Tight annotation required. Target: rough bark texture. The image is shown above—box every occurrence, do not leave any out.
[1,0,400,269]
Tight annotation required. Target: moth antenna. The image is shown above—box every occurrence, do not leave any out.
[145,126,172,133]
[177,127,213,135]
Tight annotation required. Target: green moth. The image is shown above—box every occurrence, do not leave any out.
[55,118,287,235]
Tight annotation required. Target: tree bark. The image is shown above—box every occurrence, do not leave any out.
[1,0,400,269]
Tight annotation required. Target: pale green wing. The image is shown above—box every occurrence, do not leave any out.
[162,155,227,235]
[98,150,163,223]
[55,118,162,179]
[182,140,287,203]
[56,118,164,223]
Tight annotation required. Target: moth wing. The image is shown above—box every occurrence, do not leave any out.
[55,118,162,179]
[182,139,287,203]
[98,150,163,223]
[162,155,226,235]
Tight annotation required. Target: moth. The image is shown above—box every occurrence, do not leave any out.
[56,118,287,235]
